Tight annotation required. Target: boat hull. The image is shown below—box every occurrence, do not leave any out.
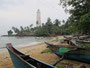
[7,47,36,68]
[52,50,90,63]
[6,44,56,68]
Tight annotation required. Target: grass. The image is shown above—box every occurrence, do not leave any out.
[81,43,90,47]
[56,65,65,68]
[41,48,52,54]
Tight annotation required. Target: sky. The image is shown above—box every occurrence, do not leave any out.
[0,0,70,35]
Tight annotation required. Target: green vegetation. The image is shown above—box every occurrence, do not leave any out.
[11,24,34,36]
[8,30,13,35]
[81,44,90,47]
[41,48,52,54]
[56,65,65,68]
[35,18,66,36]
[8,18,67,36]
[8,0,90,36]
[59,0,90,35]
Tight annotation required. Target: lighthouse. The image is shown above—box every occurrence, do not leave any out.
[36,9,41,27]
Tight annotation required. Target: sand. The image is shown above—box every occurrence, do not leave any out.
[0,49,13,68]
[0,42,59,68]
[0,36,90,68]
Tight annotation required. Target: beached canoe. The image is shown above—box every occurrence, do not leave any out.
[6,43,56,68]
[76,40,90,47]
[66,39,90,47]
[63,35,90,45]
[63,36,90,47]
[45,42,90,63]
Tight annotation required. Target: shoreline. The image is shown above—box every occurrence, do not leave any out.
[0,36,56,51]
[0,36,61,68]
[0,40,59,68]
[0,36,90,68]
[1,34,73,38]
[1,35,59,37]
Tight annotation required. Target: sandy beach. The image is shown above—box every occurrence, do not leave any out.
[0,41,59,68]
[0,36,90,68]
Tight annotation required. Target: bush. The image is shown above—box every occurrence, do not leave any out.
[41,49,52,54]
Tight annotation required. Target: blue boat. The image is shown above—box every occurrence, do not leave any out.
[45,42,90,64]
[6,43,56,68]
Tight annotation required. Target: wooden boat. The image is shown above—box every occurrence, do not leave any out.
[76,40,90,44]
[64,35,90,42]
[65,39,90,47]
[63,36,77,45]
[6,43,56,68]
[64,36,90,47]
[45,42,90,63]
[75,40,90,47]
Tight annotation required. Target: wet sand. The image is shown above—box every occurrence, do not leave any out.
[0,36,90,68]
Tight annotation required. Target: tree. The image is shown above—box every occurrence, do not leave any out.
[12,27,20,35]
[54,19,61,26]
[11,18,63,36]
[34,18,63,36]
[20,26,24,34]
[8,30,13,35]
[62,20,65,24]
[60,0,90,34]
[34,27,49,36]
[45,18,53,34]
[30,24,33,28]
[20,26,24,32]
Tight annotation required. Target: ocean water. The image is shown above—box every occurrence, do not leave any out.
[0,36,54,49]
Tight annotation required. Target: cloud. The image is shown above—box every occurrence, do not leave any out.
[0,0,70,35]
[0,0,69,22]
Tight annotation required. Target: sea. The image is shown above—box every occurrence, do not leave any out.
[0,36,54,49]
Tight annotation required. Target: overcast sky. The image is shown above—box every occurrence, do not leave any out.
[0,0,70,35]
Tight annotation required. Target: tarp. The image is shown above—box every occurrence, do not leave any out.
[59,48,70,53]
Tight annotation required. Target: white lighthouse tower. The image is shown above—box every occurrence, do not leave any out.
[36,9,41,27]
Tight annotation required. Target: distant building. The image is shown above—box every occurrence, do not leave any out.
[36,9,41,27]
